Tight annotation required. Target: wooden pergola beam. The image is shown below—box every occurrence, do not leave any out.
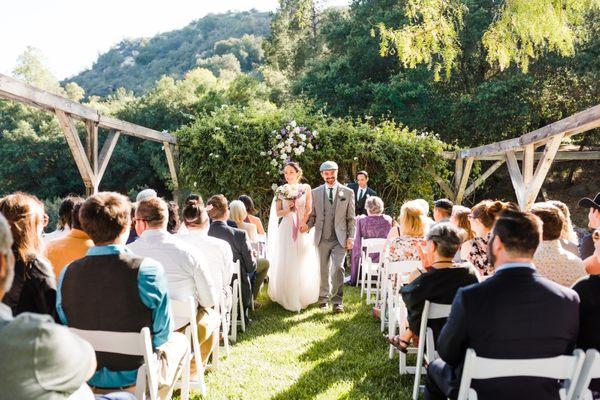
[97,130,120,184]
[454,157,474,204]
[463,150,600,161]
[463,160,505,198]
[0,73,176,144]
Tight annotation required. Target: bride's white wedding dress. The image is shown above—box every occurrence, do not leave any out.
[267,189,320,312]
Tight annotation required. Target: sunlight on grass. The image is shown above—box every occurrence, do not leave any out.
[180,286,413,400]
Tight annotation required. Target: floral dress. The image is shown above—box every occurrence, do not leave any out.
[467,233,493,276]
[386,234,424,263]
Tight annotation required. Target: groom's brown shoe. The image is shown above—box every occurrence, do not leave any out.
[333,304,344,314]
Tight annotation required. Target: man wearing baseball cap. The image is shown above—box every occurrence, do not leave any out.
[578,192,600,259]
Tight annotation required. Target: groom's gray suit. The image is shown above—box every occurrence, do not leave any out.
[307,183,356,305]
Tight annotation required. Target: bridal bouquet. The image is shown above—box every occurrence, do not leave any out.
[276,184,305,201]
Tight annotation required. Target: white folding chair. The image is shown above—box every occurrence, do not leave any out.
[230,260,245,343]
[381,260,421,333]
[573,349,600,400]
[255,233,268,259]
[360,238,387,304]
[170,296,211,396]
[69,327,189,400]
[457,348,585,400]
[412,301,452,400]
[219,287,232,356]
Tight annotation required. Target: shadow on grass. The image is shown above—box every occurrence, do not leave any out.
[268,289,414,400]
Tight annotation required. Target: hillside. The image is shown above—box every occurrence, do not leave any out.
[64,10,271,97]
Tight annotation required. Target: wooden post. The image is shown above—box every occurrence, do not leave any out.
[463,160,504,198]
[164,142,179,199]
[505,151,526,209]
[55,110,96,196]
[454,157,474,204]
[523,134,565,210]
[97,130,120,187]
[454,158,463,194]
[522,144,534,188]
[432,172,455,200]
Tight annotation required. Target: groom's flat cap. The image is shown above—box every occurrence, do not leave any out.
[320,161,338,171]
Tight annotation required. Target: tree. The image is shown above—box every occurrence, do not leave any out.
[213,34,265,71]
[13,47,63,94]
[196,54,241,77]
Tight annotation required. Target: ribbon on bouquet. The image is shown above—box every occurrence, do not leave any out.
[291,205,300,242]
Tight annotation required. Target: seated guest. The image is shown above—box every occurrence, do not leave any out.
[347,170,377,216]
[573,233,600,398]
[548,200,580,256]
[43,195,78,243]
[425,210,580,400]
[0,213,99,400]
[532,203,586,287]
[57,192,187,397]
[387,223,478,353]
[166,200,180,234]
[45,200,94,278]
[0,192,56,318]
[125,203,139,244]
[583,230,600,274]
[238,195,265,235]
[461,200,511,277]
[127,197,218,366]
[207,195,256,323]
[178,199,234,304]
[385,201,428,263]
[578,192,600,259]
[350,196,392,286]
[450,206,473,261]
[230,200,259,243]
[433,199,453,223]
[136,188,157,203]
[229,200,270,301]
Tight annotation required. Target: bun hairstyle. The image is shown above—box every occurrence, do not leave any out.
[183,199,208,226]
[284,162,303,181]
[471,200,516,229]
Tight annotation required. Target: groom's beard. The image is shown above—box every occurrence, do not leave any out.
[325,177,336,185]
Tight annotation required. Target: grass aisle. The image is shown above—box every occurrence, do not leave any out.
[190,286,414,400]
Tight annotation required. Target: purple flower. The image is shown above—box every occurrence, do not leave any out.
[292,140,298,145]
[281,128,286,135]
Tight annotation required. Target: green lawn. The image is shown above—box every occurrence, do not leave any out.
[185,286,414,400]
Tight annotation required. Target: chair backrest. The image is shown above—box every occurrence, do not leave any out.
[363,238,387,255]
[419,301,452,361]
[69,327,158,399]
[457,348,586,400]
[170,296,197,332]
[573,349,600,400]
[386,260,421,276]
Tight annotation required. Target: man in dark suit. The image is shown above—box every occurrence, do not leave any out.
[206,194,256,323]
[426,209,580,400]
[347,171,376,216]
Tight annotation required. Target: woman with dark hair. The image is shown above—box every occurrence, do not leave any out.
[167,201,180,234]
[238,195,265,235]
[0,192,56,318]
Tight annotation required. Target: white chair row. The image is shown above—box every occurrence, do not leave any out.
[230,260,245,342]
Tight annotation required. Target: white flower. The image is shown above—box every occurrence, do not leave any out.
[299,133,306,141]
[209,152,213,157]
[285,137,293,145]
[293,127,300,134]
[260,151,266,156]
[214,154,219,158]
[272,130,276,134]
[271,183,278,192]
[233,125,238,129]
[276,134,282,140]
[280,154,287,160]
[338,191,345,198]
[270,159,278,166]
[298,145,305,152]
[193,182,197,187]
[290,120,297,128]
[266,171,270,175]
[313,130,318,137]
[294,148,302,156]
[307,143,314,150]
[353,157,358,161]
[286,125,291,131]
[277,142,284,148]
[285,145,292,153]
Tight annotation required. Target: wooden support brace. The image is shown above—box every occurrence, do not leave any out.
[85,120,99,176]
[432,172,456,200]
[164,142,179,190]
[97,130,120,185]
[454,158,463,193]
[522,144,534,188]
[505,151,526,210]
[463,160,504,198]
[524,133,565,210]
[55,110,96,193]
[454,157,474,204]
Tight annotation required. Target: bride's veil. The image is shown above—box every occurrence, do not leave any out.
[266,196,280,291]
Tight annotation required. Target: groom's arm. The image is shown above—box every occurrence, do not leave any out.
[306,189,317,229]
[346,188,356,239]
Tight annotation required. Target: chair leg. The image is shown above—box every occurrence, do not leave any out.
[399,351,407,375]
[180,345,191,400]
[230,286,238,343]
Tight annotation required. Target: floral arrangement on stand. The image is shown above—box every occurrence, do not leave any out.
[261,120,317,176]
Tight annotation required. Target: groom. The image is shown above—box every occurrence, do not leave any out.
[301,161,356,313]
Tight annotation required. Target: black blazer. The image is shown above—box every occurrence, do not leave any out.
[573,275,600,392]
[347,182,377,216]
[437,266,580,400]
[208,220,256,308]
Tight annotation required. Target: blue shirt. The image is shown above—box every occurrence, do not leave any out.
[56,244,173,389]
[495,262,536,272]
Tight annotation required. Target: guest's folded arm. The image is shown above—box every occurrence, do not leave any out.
[436,288,469,367]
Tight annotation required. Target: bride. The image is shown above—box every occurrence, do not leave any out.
[267,162,320,311]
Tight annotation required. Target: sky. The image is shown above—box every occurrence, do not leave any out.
[0,0,348,81]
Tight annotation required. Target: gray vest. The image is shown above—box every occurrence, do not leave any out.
[322,187,337,242]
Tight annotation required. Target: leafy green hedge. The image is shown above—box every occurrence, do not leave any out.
[176,102,448,218]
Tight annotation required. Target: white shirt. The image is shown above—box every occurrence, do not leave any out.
[127,230,218,308]
[177,229,234,290]
[43,227,70,244]
[325,181,339,202]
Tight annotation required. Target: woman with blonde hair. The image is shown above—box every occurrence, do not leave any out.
[0,192,56,318]
[548,200,579,256]
[451,205,474,260]
[230,200,259,243]
[385,200,428,263]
